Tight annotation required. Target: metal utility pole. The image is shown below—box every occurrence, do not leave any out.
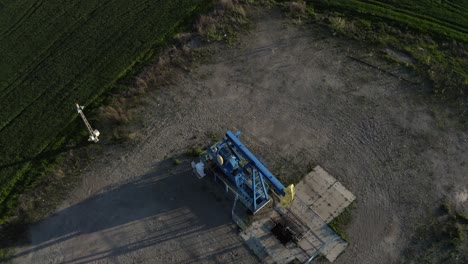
[76,103,100,143]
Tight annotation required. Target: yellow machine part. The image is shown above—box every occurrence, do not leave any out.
[280,184,295,207]
[217,155,224,165]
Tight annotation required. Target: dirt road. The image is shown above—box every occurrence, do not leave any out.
[11,7,468,264]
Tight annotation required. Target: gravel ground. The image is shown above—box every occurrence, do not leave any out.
[11,7,468,264]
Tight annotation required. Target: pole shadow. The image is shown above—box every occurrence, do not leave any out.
[0,141,89,170]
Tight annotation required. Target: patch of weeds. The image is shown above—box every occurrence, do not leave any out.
[432,106,448,129]
[111,127,137,143]
[288,1,306,18]
[289,258,301,264]
[244,0,276,8]
[0,248,11,264]
[329,16,346,34]
[187,146,204,157]
[313,253,326,262]
[277,1,316,24]
[328,203,354,242]
[403,198,468,263]
[456,212,468,224]
[172,158,181,166]
[242,215,254,227]
[98,104,131,125]
[195,0,251,45]
[441,197,453,215]
[206,131,218,142]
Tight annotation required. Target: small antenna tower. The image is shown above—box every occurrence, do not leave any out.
[76,103,100,143]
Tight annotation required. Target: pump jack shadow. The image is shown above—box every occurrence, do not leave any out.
[6,159,257,263]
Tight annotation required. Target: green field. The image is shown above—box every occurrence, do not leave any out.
[314,0,468,102]
[315,0,468,42]
[0,0,210,223]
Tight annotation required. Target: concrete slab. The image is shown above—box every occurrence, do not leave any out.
[295,166,336,205]
[240,210,308,264]
[314,182,355,223]
[288,196,346,262]
[323,240,348,262]
[237,166,355,263]
[297,166,356,224]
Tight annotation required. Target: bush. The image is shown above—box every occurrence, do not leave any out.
[288,1,306,18]
[187,146,203,157]
[329,17,346,33]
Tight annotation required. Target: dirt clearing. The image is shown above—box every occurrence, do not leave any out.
[10,7,468,264]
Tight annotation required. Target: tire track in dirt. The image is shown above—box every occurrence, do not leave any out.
[327,111,396,263]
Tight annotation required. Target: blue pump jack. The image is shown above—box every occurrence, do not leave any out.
[192,130,294,213]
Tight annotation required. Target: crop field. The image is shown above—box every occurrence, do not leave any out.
[0,0,210,223]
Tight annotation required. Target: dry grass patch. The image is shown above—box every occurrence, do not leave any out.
[288,1,306,18]
[112,127,139,142]
[131,44,193,95]
[195,0,249,42]
[217,0,235,15]
[329,16,347,33]
[174,32,193,45]
[196,15,218,38]
[98,100,131,126]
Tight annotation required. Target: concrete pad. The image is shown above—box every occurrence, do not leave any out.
[240,210,307,264]
[237,166,355,263]
[313,182,354,223]
[323,240,348,262]
[295,166,337,205]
